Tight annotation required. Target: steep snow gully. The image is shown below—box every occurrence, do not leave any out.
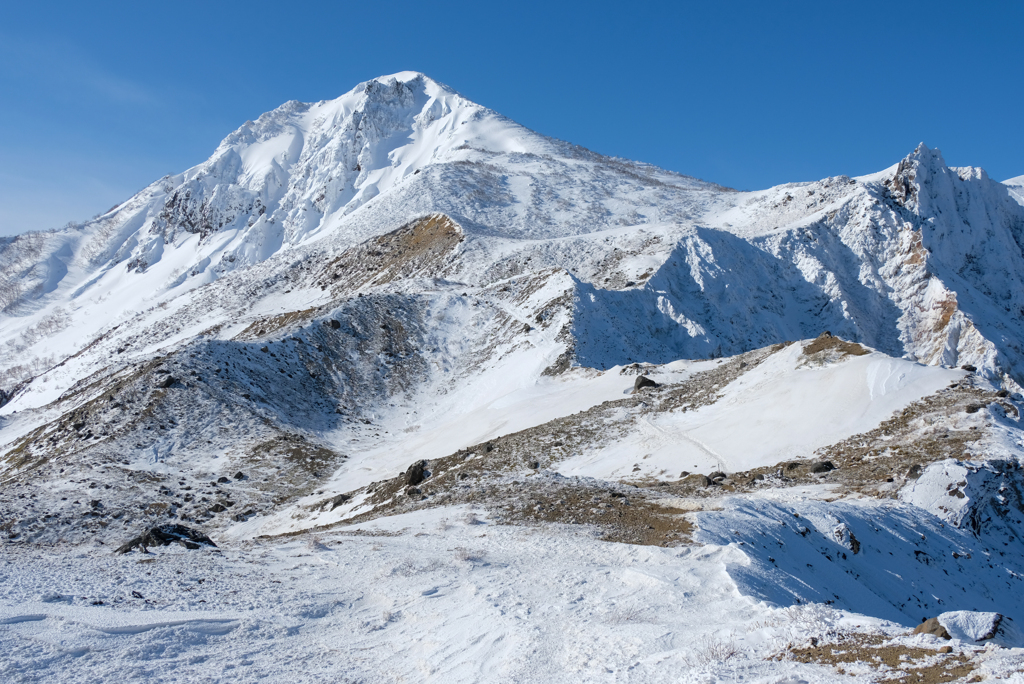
[2,71,1024,682]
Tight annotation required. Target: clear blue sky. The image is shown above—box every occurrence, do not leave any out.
[1,0,1021,236]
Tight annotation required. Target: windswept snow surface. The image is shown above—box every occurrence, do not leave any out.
[0,508,969,683]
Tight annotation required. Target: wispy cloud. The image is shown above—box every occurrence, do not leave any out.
[0,32,159,107]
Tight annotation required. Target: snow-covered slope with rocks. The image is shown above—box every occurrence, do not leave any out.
[2,72,1024,682]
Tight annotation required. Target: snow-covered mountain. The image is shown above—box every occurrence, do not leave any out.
[2,72,1024,681]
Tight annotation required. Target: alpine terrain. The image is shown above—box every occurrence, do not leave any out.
[2,72,1024,682]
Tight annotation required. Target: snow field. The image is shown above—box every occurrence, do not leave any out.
[557,345,963,480]
[0,506,926,684]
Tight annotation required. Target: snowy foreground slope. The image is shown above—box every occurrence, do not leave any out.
[2,72,1024,682]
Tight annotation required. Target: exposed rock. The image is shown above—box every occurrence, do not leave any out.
[810,461,836,474]
[329,319,341,330]
[217,476,230,483]
[328,493,349,510]
[115,524,217,554]
[233,471,245,480]
[961,364,977,372]
[634,375,657,392]
[833,522,860,554]
[802,334,868,358]
[913,617,952,640]
[156,376,176,389]
[404,460,427,486]
[965,403,988,414]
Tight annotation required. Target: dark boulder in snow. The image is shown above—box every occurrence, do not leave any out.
[404,460,428,486]
[810,461,836,474]
[233,471,245,480]
[913,616,952,640]
[633,375,657,392]
[115,524,217,554]
[961,364,977,372]
[329,319,341,330]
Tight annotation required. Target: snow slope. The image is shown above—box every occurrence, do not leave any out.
[558,346,963,480]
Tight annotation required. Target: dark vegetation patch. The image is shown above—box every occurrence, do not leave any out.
[318,213,463,294]
[801,331,869,361]
[782,633,977,683]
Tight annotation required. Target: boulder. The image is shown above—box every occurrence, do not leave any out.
[810,461,836,474]
[961,364,977,372]
[116,524,216,554]
[233,471,245,480]
[913,617,952,640]
[634,375,657,392]
[404,460,428,486]
[329,319,341,330]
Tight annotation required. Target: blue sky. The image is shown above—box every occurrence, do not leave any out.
[1,0,1020,236]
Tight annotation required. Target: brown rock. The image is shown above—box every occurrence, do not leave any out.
[913,617,951,640]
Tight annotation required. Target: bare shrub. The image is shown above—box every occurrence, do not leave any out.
[454,547,485,563]
[684,634,739,667]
